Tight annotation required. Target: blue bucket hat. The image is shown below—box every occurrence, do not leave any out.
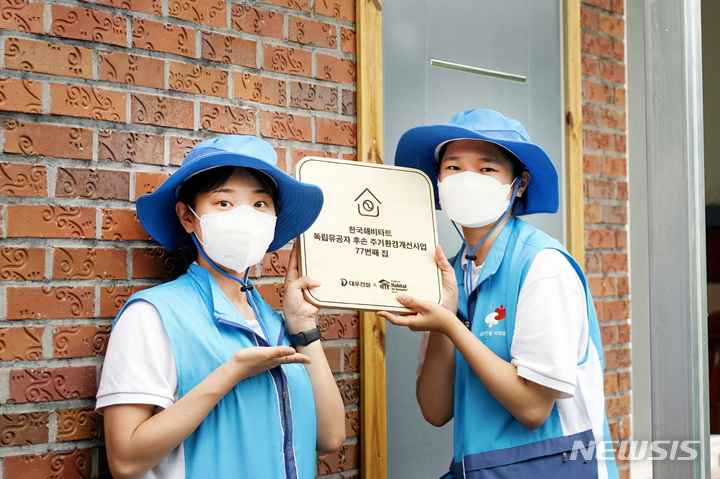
[136,135,324,252]
[394,108,559,215]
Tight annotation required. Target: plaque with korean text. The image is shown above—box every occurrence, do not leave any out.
[295,157,442,312]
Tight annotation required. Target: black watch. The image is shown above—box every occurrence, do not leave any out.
[289,327,322,347]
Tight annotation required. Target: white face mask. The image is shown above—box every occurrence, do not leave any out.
[190,205,277,274]
[438,172,515,228]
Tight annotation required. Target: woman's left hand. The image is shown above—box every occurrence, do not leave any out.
[282,241,321,335]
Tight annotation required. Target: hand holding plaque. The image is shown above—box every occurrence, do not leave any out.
[295,157,442,312]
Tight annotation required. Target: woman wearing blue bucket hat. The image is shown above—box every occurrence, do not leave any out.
[377,109,618,478]
[96,135,345,479]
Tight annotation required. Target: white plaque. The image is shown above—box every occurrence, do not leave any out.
[295,157,442,312]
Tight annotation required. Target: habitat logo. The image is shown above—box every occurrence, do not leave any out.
[570,440,700,461]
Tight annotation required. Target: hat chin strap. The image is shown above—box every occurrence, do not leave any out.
[453,179,521,297]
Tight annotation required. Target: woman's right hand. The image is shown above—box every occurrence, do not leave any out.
[435,245,458,313]
[230,346,311,381]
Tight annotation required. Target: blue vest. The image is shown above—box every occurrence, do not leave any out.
[115,264,317,479]
[449,217,617,478]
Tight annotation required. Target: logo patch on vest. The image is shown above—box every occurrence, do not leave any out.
[484,305,506,327]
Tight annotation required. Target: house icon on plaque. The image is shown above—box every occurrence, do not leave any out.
[355,188,381,217]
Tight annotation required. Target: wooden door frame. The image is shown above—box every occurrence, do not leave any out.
[354,1,583,477]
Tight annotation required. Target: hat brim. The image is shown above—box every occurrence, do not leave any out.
[394,124,559,215]
[137,151,323,252]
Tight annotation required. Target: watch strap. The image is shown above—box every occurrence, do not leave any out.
[289,326,322,347]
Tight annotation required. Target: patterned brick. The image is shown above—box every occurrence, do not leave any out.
[599,13,624,38]
[341,27,356,54]
[132,248,184,279]
[0,247,45,281]
[0,0,44,34]
[8,366,97,403]
[169,62,229,97]
[0,327,43,360]
[99,130,164,165]
[169,0,226,28]
[318,312,359,339]
[587,228,615,249]
[4,449,92,479]
[582,104,599,126]
[289,15,337,48]
[6,205,95,239]
[605,394,631,418]
[99,51,165,89]
[7,286,94,320]
[617,276,629,296]
[316,117,356,146]
[100,285,151,318]
[590,276,616,297]
[581,7,597,29]
[261,0,310,12]
[600,324,618,344]
[261,249,291,276]
[582,55,599,77]
[201,31,256,67]
[255,282,284,309]
[0,78,42,114]
[317,443,359,474]
[98,0,161,14]
[0,163,47,197]
[345,409,360,437]
[54,325,111,358]
[131,93,194,129]
[262,45,312,76]
[317,53,356,84]
[200,103,257,134]
[615,230,627,250]
[3,121,93,159]
[584,81,612,104]
[344,345,360,372]
[324,346,342,373]
[601,155,626,176]
[584,203,601,223]
[587,178,614,199]
[135,171,171,198]
[52,248,127,280]
[583,154,601,174]
[290,148,337,168]
[0,412,49,447]
[132,18,196,58]
[102,208,151,241]
[4,37,93,79]
[601,253,627,272]
[231,4,284,39]
[604,300,630,320]
[582,32,613,58]
[604,373,618,394]
[56,168,130,200]
[600,60,625,84]
[261,112,312,141]
[50,83,125,122]
[290,81,338,112]
[170,137,202,166]
[601,205,627,224]
[315,0,355,22]
[614,87,626,107]
[56,408,103,442]
[613,38,625,62]
[50,5,127,46]
[585,130,613,151]
[342,90,356,116]
[235,72,287,106]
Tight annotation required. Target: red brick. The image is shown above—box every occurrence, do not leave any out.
[9,366,97,403]
[602,253,627,272]
[342,90,356,116]
[131,93,194,129]
[614,87,626,107]
[318,442,359,473]
[52,247,127,280]
[589,276,617,297]
[615,134,627,153]
[582,32,613,58]
[169,62,229,97]
[289,15,337,48]
[291,148,338,168]
[618,418,631,440]
[617,181,628,201]
[318,312,359,339]
[234,72,287,106]
[0,327,43,360]
[0,78,42,113]
[56,167,130,200]
[601,107,625,130]
[618,323,630,344]
[135,171,170,198]
[583,154,601,174]
[344,345,360,372]
[131,248,184,279]
[255,283,284,309]
[345,409,360,437]
[4,121,93,159]
[604,373,618,395]
[586,253,601,274]
[274,147,288,172]
[261,249,291,276]
[99,51,165,89]
[341,27,356,54]
[0,412,49,446]
[600,324,618,345]
[262,44,312,76]
[601,205,627,224]
[618,371,631,392]
[201,31,256,68]
[613,39,625,61]
[98,0,161,15]
[54,325,111,358]
[612,0,624,15]
[604,300,630,320]
[4,449,92,479]
[0,0,44,33]
[615,230,627,250]
[6,205,95,239]
[200,103,257,134]
[317,117,356,146]
[584,0,611,10]
[315,0,355,21]
[587,178,614,199]
[132,18,196,58]
[102,208,151,241]
[582,104,598,126]
[169,0,225,28]
[261,111,312,141]
[600,60,625,84]
[231,4,284,39]
[317,53,356,84]
[336,377,359,405]
[0,163,47,197]
[601,155,626,176]
[581,7,597,29]
[587,228,615,249]
[605,394,631,418]
[599,13,624,38]
[290,81,338,112]
[99,130,164,165]
[584,203,601,223]
[343,152,356,161]
[584,80,612,103]
[100,285,151,318]
[0,247,45,281]
[7,286,94,320]
[324,346,342,373]
[170,137,202,166]
[50,83,125,122]
[50,5,127,46]
[56,407,104,441]
[593,299,604,320]
[585,130,613,151]
[261,0,310,12]
[5,37,93,78]
[617,276,629,296]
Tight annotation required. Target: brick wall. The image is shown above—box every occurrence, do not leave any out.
[581,0,630,477]
[0,0,359,477]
